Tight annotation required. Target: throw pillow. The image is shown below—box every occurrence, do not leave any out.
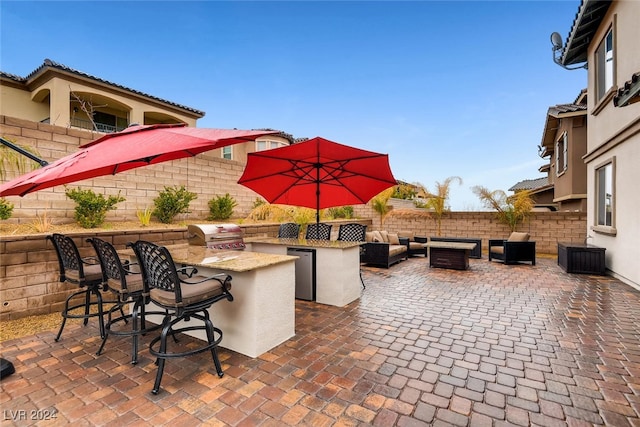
[507,232,530,242]
[388,233,400,245]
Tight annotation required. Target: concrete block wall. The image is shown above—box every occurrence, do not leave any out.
[353,204,587,255]
[0,115,265,224]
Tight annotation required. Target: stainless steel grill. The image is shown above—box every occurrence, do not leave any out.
[187,224,245,250]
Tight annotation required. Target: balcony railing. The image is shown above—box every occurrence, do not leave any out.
[70,118,127,134]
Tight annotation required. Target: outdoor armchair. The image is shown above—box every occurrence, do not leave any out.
[488,232,536,265]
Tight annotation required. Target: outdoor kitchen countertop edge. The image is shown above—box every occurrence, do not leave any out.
[120,243,297,273]
[245,237,363,249]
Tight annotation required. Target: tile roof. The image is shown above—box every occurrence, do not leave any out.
[614,71,640,107]
[2,59,205,117]
[548,102,587,116]
[561,0,612,66]
[509,176,550,192]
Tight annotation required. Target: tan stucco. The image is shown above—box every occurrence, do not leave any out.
[582,0,640,288]
[1,62,202,132]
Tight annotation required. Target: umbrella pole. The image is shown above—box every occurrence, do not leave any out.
[315,156,320,239]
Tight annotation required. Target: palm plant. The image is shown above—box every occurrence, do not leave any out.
[370,187,395,226]
[0,139,42,181]
[471,186,534,232]
[422,176,462,236]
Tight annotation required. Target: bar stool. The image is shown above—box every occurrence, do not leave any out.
[305,223,332,240]
[278,222,300,238]
[87,237,162,364]
[129,240,234,394]
[48,233,107,341]
[337,223,368,289]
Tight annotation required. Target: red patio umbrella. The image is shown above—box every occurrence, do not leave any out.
[0,124,279,197]
[237,136,397,225]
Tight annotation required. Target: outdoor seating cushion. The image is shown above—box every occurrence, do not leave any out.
[64,263,103,282]
[369,230,385,242]
[398,230,415,241]
[388,245,407,257]
[408,241,424,251]
[388,233,400,245]
[492,233,530,254]
[150,277,226,307]
[508,232,530,242]
[107,274,144,295]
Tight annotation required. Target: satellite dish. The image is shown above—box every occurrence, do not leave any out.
[551,32,564,50]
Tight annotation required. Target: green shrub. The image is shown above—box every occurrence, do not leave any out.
[0,198,14,220]
[153,185,197,224]
[207,193,238,220]
[65,187,125,228]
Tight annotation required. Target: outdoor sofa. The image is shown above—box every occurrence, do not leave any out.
[361,230,409,268]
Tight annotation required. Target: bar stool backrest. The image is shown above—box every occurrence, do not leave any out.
[305,223,332,240]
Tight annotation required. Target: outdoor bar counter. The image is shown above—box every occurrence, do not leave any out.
[245,237,362,307]
[122,243,297,358]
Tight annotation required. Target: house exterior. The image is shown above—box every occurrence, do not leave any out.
[0,59,204,132]
[509,177,555,210]
[0,59,299,164]
[535,90,588,212]
[556,0,640,288]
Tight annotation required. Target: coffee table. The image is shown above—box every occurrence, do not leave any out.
[425,241,477,270]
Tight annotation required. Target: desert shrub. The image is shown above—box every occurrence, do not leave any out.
[252,198,266,209]
[0,198,14,220]
[327,206,354,219]
[136,207,153,226]
[208,193,238,220]
[65,187,125,228]
[153,185,197,224]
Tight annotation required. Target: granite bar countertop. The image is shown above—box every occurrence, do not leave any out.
[121,243,297,272]
[246,237,363,249]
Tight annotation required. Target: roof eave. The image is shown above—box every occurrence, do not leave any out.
[561,0,612,66]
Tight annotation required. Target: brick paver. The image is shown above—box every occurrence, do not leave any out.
[1,257,639,426]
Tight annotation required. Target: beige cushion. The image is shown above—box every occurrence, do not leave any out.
[365,232,375,243]
[108,273,144,294]
[371,230,383,243]
[65,263,103,283]
[398,230,415,241]
[379,231,390,243]
[388,245,407,257]
[508,232,530,242]
[492,246,504,254]
[151,277,225,307]
[408,242,424,250]
[388,233,400,245]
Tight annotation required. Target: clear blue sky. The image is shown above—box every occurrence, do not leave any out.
[0,1,585,210]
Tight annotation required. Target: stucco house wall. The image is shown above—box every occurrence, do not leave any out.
[581,1,640,288]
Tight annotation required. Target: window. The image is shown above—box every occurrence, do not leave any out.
[556,132,568,175]
[595,28,614,102]
[222,146,232,160]
[596,160,614,227]
[256,139,288,152]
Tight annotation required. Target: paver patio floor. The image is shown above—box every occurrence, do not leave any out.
[1,257,639,426]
